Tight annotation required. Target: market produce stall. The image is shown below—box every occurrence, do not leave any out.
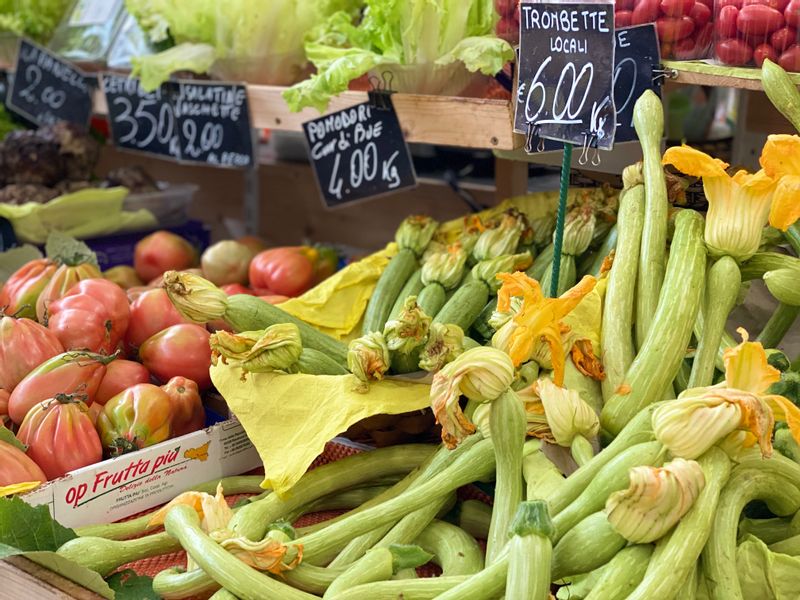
[1,0,800,599]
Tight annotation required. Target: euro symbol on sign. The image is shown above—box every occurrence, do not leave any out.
[517,82,527,103]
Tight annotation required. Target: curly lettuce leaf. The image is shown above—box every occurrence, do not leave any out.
[436,35,516,75]
[0,0,70,42]
[131,42,215,92]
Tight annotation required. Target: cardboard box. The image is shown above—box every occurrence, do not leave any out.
[21,419,261,529]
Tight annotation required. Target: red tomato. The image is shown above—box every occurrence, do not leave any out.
[249,248,315,297]
[139,324,212,390]
[786,1,800,27]
[133,231,197,283]
[125,288,192,350]
[696,22,716,49]
[616,10,634,26]
[779,43,800,68]
[696,0,713,7]
[65,279,130,341]
[161,377,205,437]
[737,4,785,35]
[0,439,46,486]
[657,16,696,40]
[97,384,173,456]
[661,0,695,16]
[17,395,102,480]
[718,5,741,36]
[744,0,789,11]
[718,0,743,7]
[221,283,255,296]
[633,0,661,23]
[47,294,116,354]
[771,25,798,49]
[0,316,63,392]
[716,37,755,62]
[103,266,143,290]
[0,389,9,427]
[674,36,698,57]
[755,41,780,62]
[690,1,713,26]
[7,352,110,424]
[0,259,57,320]
[618,0,636,9]
[86,401,103,426]
[95,360,151,405]
[36,262,102,323]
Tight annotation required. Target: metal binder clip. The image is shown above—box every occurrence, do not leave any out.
[525,122,542,154]
[578,133,601,167]
[578,133,591,166]
[368,71,395,110]
[652,66,677,85]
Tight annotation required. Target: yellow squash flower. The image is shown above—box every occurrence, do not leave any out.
[662,145,776,261]
[210,324,303,375]
[760,134,800,231]
[653,329,800,458]
[163,270,229,323]
[491,272,596,385]
[348,331,391,388]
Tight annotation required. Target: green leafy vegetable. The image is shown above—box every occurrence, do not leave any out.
[0,0,70,43]
[283,0,515,112]
[0,426,25,451]
[44,231,98,269]
[132,42,215,92]
[0,244,43,285]
[107,569,160,600]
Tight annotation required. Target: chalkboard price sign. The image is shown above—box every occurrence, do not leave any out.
[613,25,662,143]
[303,98,417,208]
[101,74,181,159]
[174,81,254,168]
[7,39,93,127]
[515,1,616,150]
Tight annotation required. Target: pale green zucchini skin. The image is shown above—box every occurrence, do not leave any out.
[634,90,669,349]
[601,184,645,403]
[415,520,484,576]
[363,249,419,334]
[551,512,627,581]
[540,254,576,298]
[57,533,180,577]
[688,256,740,388]
[762,58,800,133]
[388,268,423,320]
[527,243,555,281]
[416,282,446,317]
[740,252,800,281]
[584,544,654,600]
[432,279,490,332]
[601,210,706,436]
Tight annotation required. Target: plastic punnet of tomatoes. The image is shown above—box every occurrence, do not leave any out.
[714,0,800,69]
[495,0,520,43]
[616,0,715,59]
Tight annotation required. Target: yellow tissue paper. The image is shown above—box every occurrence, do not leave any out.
[211,363,431,497]
[276,245,396,340]
[0,187,157,244]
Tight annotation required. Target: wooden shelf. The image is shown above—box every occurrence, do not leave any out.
[664,60,800,91]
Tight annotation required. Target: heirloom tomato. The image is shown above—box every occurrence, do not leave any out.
[139,324,212,389]
[95,360,151,405]
[201,240,254,286]
[0,439,46,487]
[97,384,173,456]
[0,389,9,427]
[249,247,315,297]
[103,265,143,289]
[0,259,57,320]
[134,231,197,283]
[0,315,63,391]
[126,288,192,349]
[36,262,102,322]
[161,376,205,437]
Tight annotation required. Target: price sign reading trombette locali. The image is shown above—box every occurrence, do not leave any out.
[174,81,254,168]
[7,39,93,127]
[613,24,661,143]
[515,1,616,150]
[302,99,417,208]
[101,74,181,160]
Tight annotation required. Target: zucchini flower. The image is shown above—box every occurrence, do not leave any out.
[219,530,302,575]
[421,244,468,289]
[519,377,599,466]
[458,215,486,257]
[430,347,515,448]
[560,206,596,256]
[384,296,431,356]
[605,458,705,543]
[348,332,391,387]
[491,271,596,385]
[759,134,800,231]
[210,324,303,375]
[471,252,533,292]
[662,145,776,261]
[473,210,527,261]
[396,216,439,257]
[764,267,800,306]
[149,483,233,534]
[653,328,800,459]
[163,270,228,323]
[419,323,464,373]
[622,162,644,189]
[488,296,522,330]
[530,212,557,250]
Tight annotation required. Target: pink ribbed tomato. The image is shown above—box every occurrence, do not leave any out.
[0,389,10,427]
[36,262,102,322]
[0,315,64,391]
[161,377,205,437]
[65,279,130,338]
[134,231,197,283]
[0,259,57,320]
[139,324,212,389]
[95,360,151,405]
[126,288,192,349]
[0,439,46,486]
[17,395,102,480]
[97,384,173,456]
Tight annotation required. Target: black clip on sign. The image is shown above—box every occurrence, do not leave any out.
[302,74,417,208]
[101,73,181,160]
[515,0,617,162]
[7,38,93,127]
[613,24,662,143]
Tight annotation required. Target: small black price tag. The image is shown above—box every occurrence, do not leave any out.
[174,81,255,168]
[7,39,93,127]
[101,73,181,159]
[613,24,662,143]
[302,97,417,208]
[515,1,616,150]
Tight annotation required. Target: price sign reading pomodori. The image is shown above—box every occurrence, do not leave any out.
[613,24,661,143]
[7,39,93,127]
[302,99,417,208]
[173,81,255,168]
[101,74,181,159]
[515,1,617,151]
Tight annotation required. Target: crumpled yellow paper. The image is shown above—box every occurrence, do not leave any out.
[0,187,157,244]
[211,363,431,497]
[276,244,397,340]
